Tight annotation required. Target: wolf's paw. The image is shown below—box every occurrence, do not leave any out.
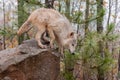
[50,44,54,49]
[42,45,48,49]
[39,44,47,49]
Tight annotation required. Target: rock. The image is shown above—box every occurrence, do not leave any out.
[0,39,60,80]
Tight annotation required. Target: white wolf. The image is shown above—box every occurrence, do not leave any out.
[17,8,77,55]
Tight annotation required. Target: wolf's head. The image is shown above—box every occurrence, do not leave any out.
[64,32,78,55]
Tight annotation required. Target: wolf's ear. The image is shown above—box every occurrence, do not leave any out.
[68,32,74,38]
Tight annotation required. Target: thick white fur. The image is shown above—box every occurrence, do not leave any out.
[17,8,77,55]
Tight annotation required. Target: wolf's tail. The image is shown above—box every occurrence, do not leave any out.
[17,19,32,36]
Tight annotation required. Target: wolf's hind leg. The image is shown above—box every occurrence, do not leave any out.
[35,31,47,48]
[42,32,50,42]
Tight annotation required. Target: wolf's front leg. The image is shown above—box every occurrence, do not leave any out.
[35,31,47,48]
[47,26,55,48]
[59,46,64,58]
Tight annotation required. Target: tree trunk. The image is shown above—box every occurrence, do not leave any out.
[65,0,70,19]
[114,0,118,24]
[107,0,111,27]
[18,0,27,44]
[96,0,104,80]
[3,0,6,49]
[85,0,89,35]
[96,0,103,33]
[45,0,55,8]
[82,1,90,80]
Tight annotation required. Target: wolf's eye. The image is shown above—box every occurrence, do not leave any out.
[72,44,74,46]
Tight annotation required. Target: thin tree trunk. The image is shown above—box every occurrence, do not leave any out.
[85,0,89,35]
[96,0,103,33]
[58,0,61,12]
[45,0,55,8]
[118,42,120,71]
[3,0,6,49]
[114,0,118,24]
[107,0,111,27]
[96,0,104,80]
[65,0,70,19]
[18,0,25,44]
[83,1,89,80]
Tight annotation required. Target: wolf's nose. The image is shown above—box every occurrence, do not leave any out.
[72,53,75,55]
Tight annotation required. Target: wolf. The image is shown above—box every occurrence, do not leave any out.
[17,8,77,55]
